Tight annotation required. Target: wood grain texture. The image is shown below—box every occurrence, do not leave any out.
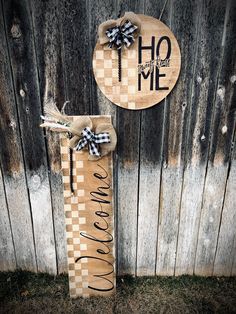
[175,0,227,276]
[156,0,199,276]
[30,0,67,274]
[194,0,236,276]
[60,0,91,115]
[115,0,144,276]
[0,167,16,271]
[2,0,57,273]
[137,0,170,276]
[0,2,37,271]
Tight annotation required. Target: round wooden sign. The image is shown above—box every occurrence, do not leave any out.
[93,14,181,110]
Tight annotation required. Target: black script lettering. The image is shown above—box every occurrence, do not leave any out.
[75,256,114,292]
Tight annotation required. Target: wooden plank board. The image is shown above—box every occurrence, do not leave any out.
[2,0,57,273]
[175,0,227,275]
[195,0,236,276]
[156,0,199,276]
[60,0,91,115]
[213,144,236,276]
[30,0,67,274]
[60,116,115,298]
[0,166,16,271]
[137,0,170,276]
[0,3,37,271]
[116,0,144,275]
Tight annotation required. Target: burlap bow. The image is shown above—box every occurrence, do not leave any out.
[98,12,141,46]
[40,103,117,161]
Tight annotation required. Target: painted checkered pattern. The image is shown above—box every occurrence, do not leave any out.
[60,116,115,299]
[60,137,90,298]
[93,48,137,110]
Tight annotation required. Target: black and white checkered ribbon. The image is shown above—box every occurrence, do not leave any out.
[106,20,138,49]
[75,127,110,157]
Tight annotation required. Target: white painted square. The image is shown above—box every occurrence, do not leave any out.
[66,232,73,238]
[63,176,70,183]
[60,146,68,154]
[69,270,75,276]
[76,161,84,168]
[128,50,136,59]
[73,237,80,244]
[65,204,71,211]
[128,86,136,94]
[74,251,81,258]
[78,190,85,197]
[122,77,128,85]
[122,59,128,68]
[65,218,72,225]
[61,161,69,168]
[70,282,76,289]
[76,288,83,294]
[71,196,78,204]
[68,257,74,264]
[80,244,87,251]
[64,190,71,197]
[72,225,80,231]
[104,59,112,68]
[128,102,136,109]
[72,169,76,175]
[97,69,104,78]
[81,257,88,263]
[72,211,79,218]
[67,244,74,251]
[77,175,84,182]
[78,203,85,210]
[79,217,86,224]
[128,69,136,77]
[82,269,88,276]
[112,69,118,78]
[111,50,118,59]
[120,95,128,103]
[105,78,112,86]
[96,50,104,59]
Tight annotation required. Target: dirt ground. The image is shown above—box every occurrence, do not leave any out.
[0,271,236,314]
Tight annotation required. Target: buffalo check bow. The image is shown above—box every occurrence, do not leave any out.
[75,127,110,157]
[106,20,138,49]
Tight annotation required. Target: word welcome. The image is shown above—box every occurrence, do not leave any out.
[75,164,114,292]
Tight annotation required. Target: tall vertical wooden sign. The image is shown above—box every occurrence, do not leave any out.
[60,116,115,298]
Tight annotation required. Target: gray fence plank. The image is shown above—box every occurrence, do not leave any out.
[195,0,236,276]
[175,0,227,276]
[0,166,16,270]
[30,0,67,274]
[136,0,170,276]
[0,2,37,271]
[2,0,57,273]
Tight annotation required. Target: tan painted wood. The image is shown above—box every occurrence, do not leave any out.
[60,116,115,298]
[93,14,181,110]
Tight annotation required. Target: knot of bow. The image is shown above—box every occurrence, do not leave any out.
[106,20,138,49]
[75,127,110,157]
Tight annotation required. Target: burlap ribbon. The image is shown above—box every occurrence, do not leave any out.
[40,103,117,161]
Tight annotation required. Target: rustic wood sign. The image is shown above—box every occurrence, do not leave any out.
[60,116,115,298]
[93,14,181,110]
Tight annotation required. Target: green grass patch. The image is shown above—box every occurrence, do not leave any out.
[0,271,236,313]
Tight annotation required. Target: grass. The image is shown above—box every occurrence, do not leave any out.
[0,271,236,313]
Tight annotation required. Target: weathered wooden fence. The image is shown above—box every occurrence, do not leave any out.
[0,0,235,276]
